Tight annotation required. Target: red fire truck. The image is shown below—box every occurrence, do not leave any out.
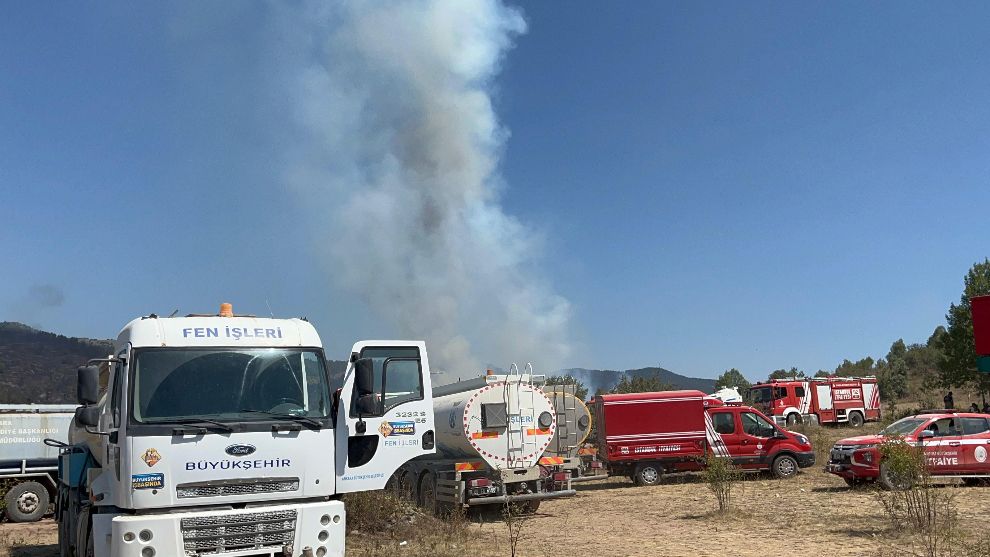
[749,376,881,427]
[592,390,815,485]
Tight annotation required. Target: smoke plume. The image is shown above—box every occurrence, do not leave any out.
[280,1,571,378]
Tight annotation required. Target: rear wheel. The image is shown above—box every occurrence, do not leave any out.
[5,481,49,523]
[771,455,799,479]
[786,413,800,426]
[633,463,663,486]
[419,473,453,516]
[419,473,439,514]
[848,412,865,428]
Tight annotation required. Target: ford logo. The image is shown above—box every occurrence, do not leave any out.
[225,444,256,457]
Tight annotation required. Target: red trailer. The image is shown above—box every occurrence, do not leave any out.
[749,377,881,428]
[592,390,815,485]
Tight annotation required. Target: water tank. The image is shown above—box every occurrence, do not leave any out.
[433,374,556,469]
[543,386,591,458]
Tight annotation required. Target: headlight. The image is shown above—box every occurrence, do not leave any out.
[796,434,809,446]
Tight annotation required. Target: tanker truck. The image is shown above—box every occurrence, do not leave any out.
[0,404,76,522]
[56,303,436,557]
[538,385,603,482]
[395,366,576,514]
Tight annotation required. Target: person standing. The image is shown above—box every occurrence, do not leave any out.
[944,391,955,409]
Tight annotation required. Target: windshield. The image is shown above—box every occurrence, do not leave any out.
[880,417,927,437]
[750,387,772,404]
[131,348,331,424]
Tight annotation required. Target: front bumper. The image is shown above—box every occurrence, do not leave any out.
[825,444,881,479]
[94,500,344,557]
[795,451,816,468]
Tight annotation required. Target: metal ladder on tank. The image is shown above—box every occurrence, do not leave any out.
[504,363,541,469]
[557,382,578,455]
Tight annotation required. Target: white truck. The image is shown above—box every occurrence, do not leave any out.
[395,368,575,515]
[57,305,436,557]
[0,404,76,522]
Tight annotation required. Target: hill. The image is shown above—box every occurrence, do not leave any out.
[0,322,113,404]
[556,366,716,396]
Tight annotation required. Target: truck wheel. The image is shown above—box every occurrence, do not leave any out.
[398,471,416,501]
[786,413,800,426]
[633,463,662,486]
[848,412,864,428]
[879,461,912,491]
[771,455,799,479]
[962,477,989,487]
[522,500,541,514]
[844,477,868,488]
[418,473,438,514]
[5,481,49,523]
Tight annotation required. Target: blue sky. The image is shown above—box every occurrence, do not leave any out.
[2,2,988,381]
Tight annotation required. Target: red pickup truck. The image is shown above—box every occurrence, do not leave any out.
[592,390,816,485]
[826,410,990,488]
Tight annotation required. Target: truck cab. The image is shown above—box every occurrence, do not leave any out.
[706,404,816,478]
[58,307,435,557]
[826,411,990,489]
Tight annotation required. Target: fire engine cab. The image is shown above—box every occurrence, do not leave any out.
[749,376,881,427]
[826,410,990,489]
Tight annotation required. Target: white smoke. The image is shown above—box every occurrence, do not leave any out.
[278,1,571,377]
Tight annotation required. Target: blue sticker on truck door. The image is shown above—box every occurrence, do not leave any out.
[132,473,165,490]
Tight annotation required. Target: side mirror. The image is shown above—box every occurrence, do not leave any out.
[77,365,100,406]
[75,406,100,428]
[356,394,383,416]
[919,429,936,439]
[354,358,376,397]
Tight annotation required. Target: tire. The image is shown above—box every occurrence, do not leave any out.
[398,471,416,501]
[633,463,663,486]
[418,473,438,514]
[879,461,913,491]
[771,455,799,479]
[848,412,865,428]
[521,500,541,514]
[844,477,867,488]
[786,413,800,426]
[962,477,989,487]
[5,481,50,523]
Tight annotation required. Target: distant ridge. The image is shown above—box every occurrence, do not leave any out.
[0,322,113,404]
[556,366,716,397]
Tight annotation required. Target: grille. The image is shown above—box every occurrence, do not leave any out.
[181,509,296,555]
[176,478,299,499]
[830,445,857,464]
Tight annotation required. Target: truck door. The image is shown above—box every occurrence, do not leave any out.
[707,409,741,462]
[736,411,777,469]
[815,384,835,423]
[919,417,965,474]
[335,341,435,493]
[957,417,990,474]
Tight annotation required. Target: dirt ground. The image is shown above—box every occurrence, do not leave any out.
[5,424,990,557]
